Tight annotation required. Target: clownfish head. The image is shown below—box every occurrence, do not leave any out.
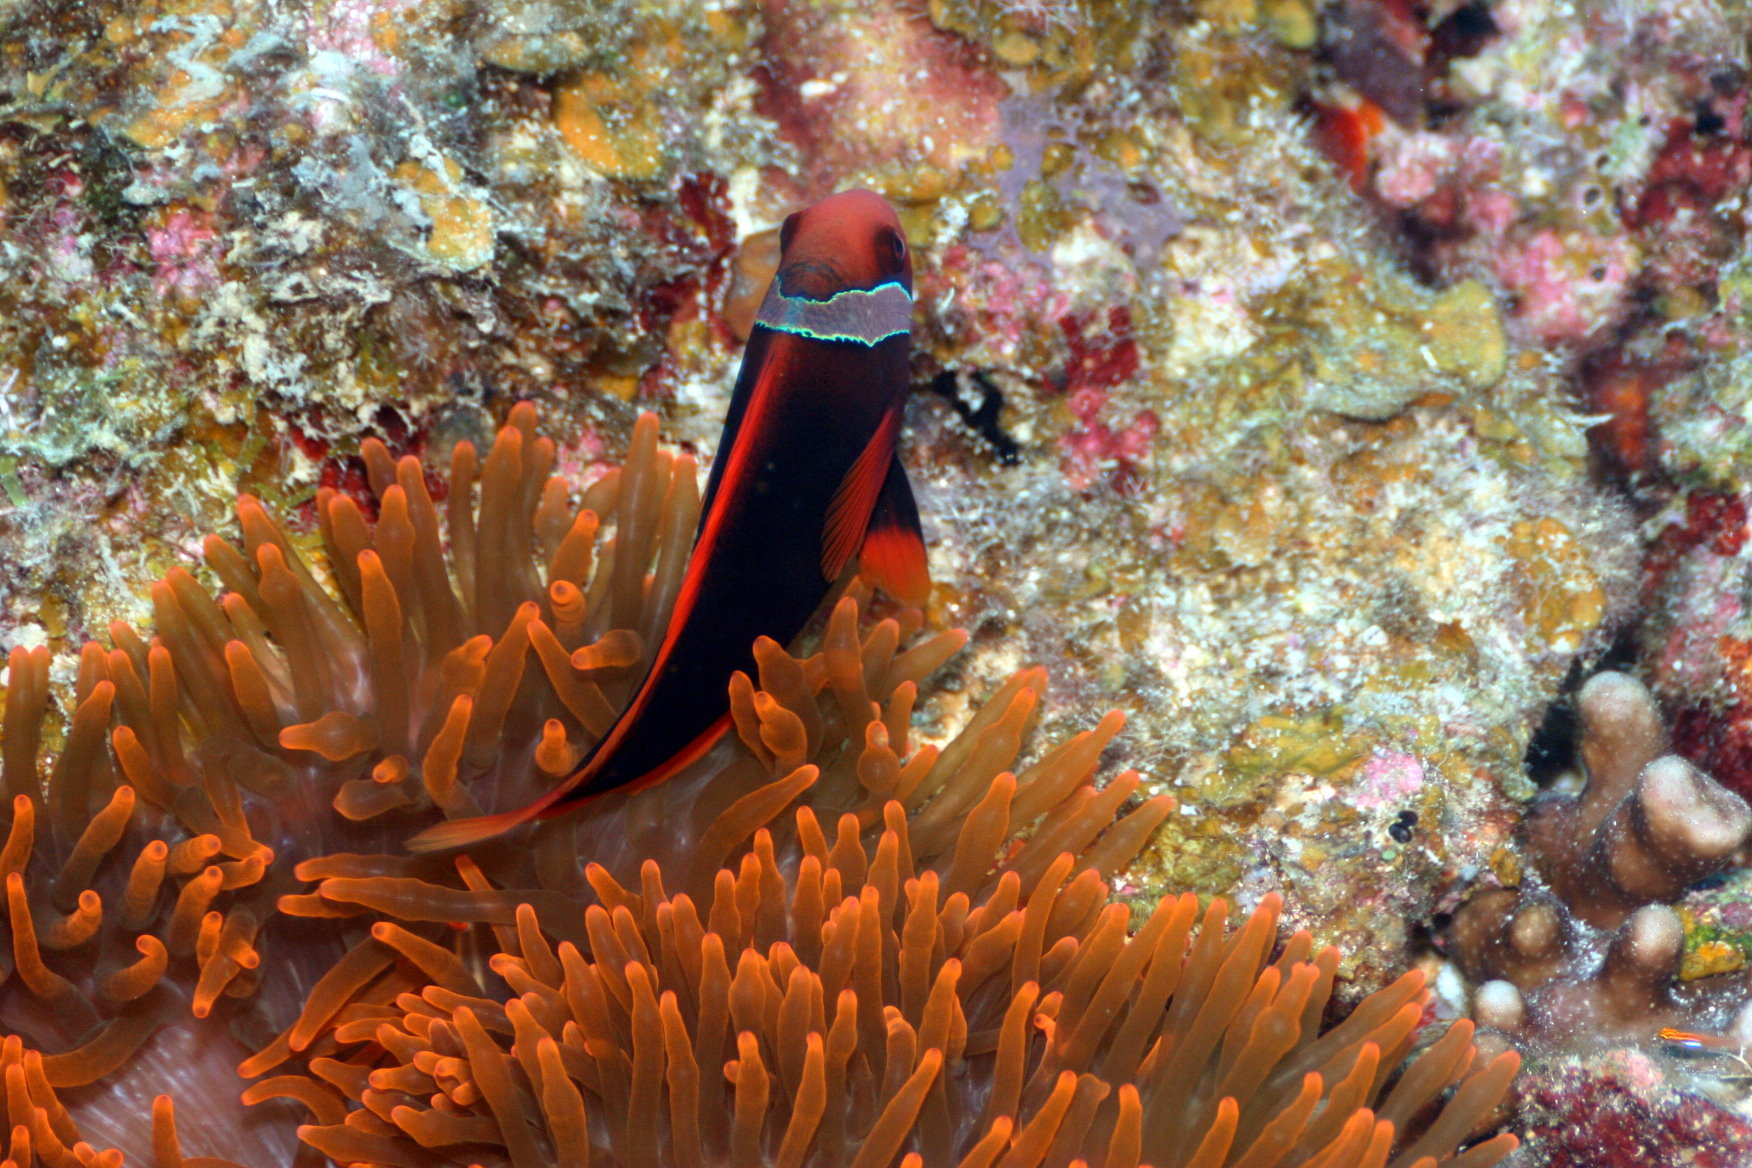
[775,189,913,302]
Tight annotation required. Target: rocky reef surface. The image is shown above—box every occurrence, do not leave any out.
[2,0,1751,1162]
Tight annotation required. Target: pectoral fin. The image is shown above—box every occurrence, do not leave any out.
[860,455,929,606]
[821,412,900,583]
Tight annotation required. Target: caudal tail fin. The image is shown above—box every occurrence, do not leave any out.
[403,712,734,853]
[404,787,568,854]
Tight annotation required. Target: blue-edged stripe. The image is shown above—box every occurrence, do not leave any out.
[754,280,914,346]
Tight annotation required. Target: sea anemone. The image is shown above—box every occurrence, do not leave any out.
[284,827,1520,1168]
[0,404,691,1160]
[0,405,1518,1166]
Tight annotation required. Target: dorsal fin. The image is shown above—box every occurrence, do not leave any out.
[698,332,781,524]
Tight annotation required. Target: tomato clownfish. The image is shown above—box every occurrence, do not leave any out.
[406,189,927,853]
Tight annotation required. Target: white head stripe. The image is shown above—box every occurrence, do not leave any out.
[753,280,914,346]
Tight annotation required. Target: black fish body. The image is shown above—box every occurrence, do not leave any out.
[407,189,927,853]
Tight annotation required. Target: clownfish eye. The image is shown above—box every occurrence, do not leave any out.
[882,228,907,267]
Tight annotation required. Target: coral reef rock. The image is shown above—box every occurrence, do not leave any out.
[1451,671,1752,1050]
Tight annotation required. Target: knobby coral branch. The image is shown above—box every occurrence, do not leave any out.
[1453,672,1752,1049]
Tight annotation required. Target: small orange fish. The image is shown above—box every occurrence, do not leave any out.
[1658,1026,1740,1053]
[408,190,926,853]
[1658,1026,1752,1081]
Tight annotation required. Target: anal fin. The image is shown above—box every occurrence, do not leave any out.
[859,454,930,607]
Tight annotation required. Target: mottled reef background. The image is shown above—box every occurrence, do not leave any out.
[4,0,1752,1161]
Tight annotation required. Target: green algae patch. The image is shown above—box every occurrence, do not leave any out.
[394,157,495,272]
[1260,0,1317,48]
[555,66,669,182]
[1017,178,1073,253]
[1130,810,1250,905]
[1425,281,1508,390]
[927,0,1153,86]
[1502,517,1608,656]
[1220,710,1369,794]
[1297,259,1510,419]
[1679,870,1752,981]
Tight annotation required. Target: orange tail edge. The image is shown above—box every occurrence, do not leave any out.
[403,715,734,855]
[403,791,562,854]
